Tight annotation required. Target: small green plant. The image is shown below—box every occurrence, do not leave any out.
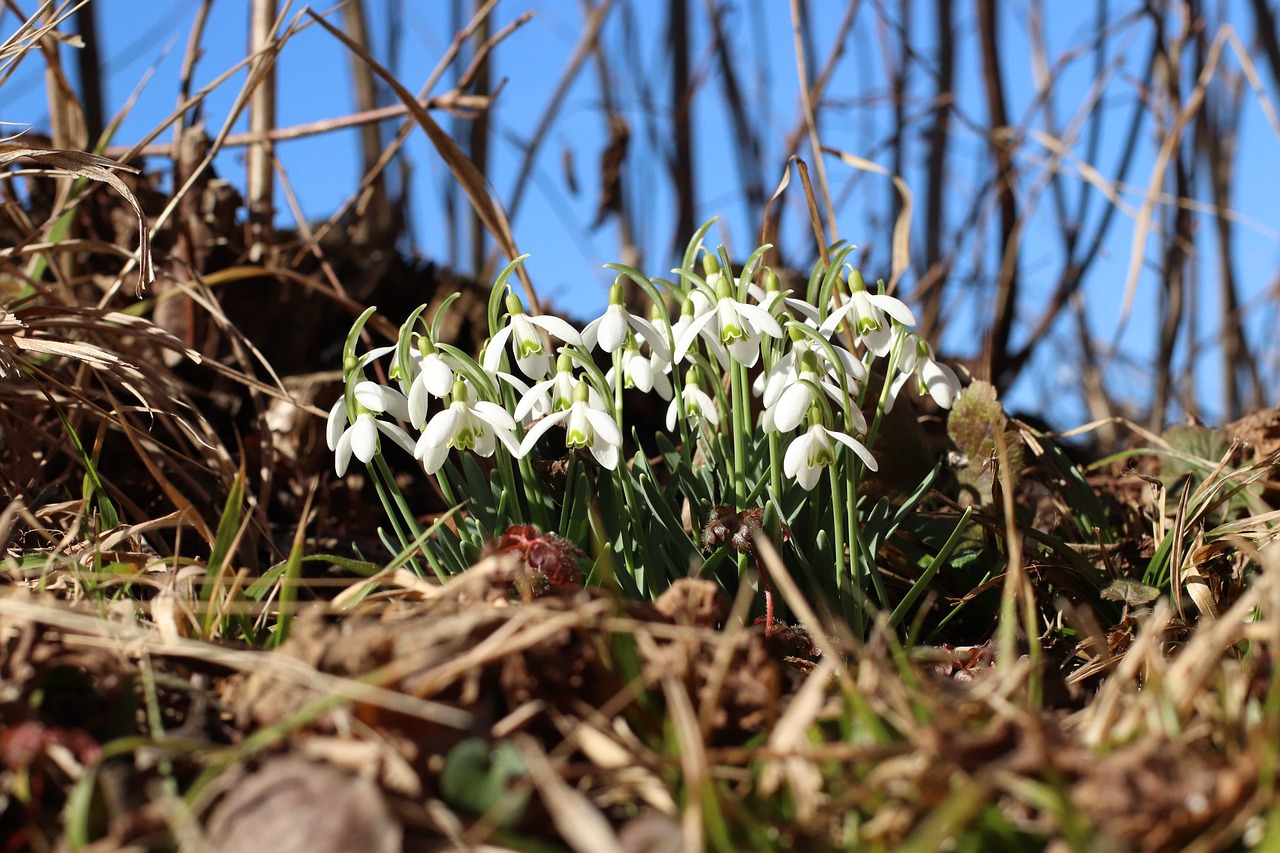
[329,222,961,630]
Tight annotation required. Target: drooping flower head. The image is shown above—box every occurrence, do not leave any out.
[674,256,783,368]
[582,278,672,362]
[887,332,963,412]
[519,378,624,470]
[482,291,583,380]
[783,407,879,491]
[326,380,416,477]
[820,268,916,357]
[414,378,521,474]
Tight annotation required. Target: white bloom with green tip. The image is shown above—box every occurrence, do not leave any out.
[784,418,878,491]
[665,367,718,431]
[519,380,624,470]
[414,379,521,474]
[675,269,784,368]
[482,292,582,379]
[326,381,416,477]
[819,269,916,357]
[887,333,962,411]
[583,281,672,361]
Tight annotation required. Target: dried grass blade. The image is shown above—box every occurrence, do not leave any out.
[0,146,153,293]
[825,147,915,294]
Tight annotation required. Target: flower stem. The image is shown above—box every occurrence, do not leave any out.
[370,454,430,579]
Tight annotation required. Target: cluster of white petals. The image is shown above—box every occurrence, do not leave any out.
[329,252,961,491]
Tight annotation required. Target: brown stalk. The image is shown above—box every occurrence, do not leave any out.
[788,0,837,245]
[584,0,639,280]
[919,0,954,340]
[341,0,393,249]
[1148,6,1193,431]
[975,0,1020,390]
[1194,24,1261,420]
[246,0,279,261]
[667,0,695,254]
[71,2,103,145]
[703,0,766,217]
[467,3,491,278]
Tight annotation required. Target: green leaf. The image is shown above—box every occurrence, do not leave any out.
[439,738,530,826]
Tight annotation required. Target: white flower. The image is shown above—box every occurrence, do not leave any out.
[674,271,783,367]
[757,337,867,431]
[887,333,962,411]
[582,282,672,361]
[512,353,603,423]
[326,381,416,477]
[667,291,730,371]
[407,348,461,429]
[783,423,878,490]
[760,347,868,435]
[519,380,624,470]
[481,293,583,379]
[414,380,521,474]
[606,339,673,399]
[819,273,917,357]
[665,369,719,431]
[747,279,820,325]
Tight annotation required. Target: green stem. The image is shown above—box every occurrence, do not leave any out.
[730,362,748,505]
[370,454,427,578]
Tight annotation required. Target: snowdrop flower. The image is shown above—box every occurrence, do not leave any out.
[582,280,672,361]
[513,352,604,423]
[414,379,521,474]
[406,340,462,429]
[761,348,866,435]
[326,381,416,477]
[747,270,820,325]
[819,269,917,357]
[666,366,719,431]
[674,264,783,368]
[887,332,962,412]
[756,329,866,402]
[482,292,583,380]
[784,412,878,491]
[667,292,730,372]
[607,335,674,399]
[519,379,624,470]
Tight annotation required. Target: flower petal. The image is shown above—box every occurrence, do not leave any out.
[408,375,431,430]
[829,429,879,472]
[734,302,784,338]
[326,397,347,451]
[334,428,355,477]
[517,409,569,457]
[377,421,418,457]
[481,324,514,373]
[868,293,918,327]
[589,440,620,470]
[582,406,623,450]
[597,308,628,353]
[351,414,379,463]
[674,311,716,362]
[420,441,450,474]
[420,408,461,453]
[529,314,584,347]
[773,383,812,433]
[923,360,961,409]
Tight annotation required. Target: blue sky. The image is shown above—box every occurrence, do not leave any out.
[4,1,1278,428]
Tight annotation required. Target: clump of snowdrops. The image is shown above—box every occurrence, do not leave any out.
[329,223,961,630]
